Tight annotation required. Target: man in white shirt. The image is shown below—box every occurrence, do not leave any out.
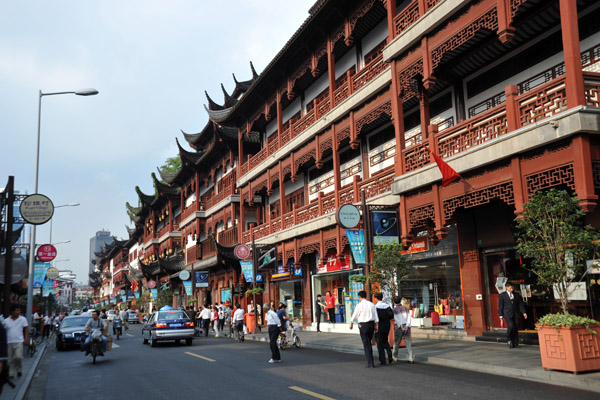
[3,305,28,378]
[263,303,281,364]
[349,290,379,368]
[232,304,245,341]
[199,305,212,337]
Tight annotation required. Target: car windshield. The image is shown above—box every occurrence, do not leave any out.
[157,311,186,321]
[61,317,89,328]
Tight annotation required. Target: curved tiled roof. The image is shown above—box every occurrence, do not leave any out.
[176,137,206,165]
[136,186,156,206]
[151,172,180,196]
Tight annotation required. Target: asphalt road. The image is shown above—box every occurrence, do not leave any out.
[27,324,598,400]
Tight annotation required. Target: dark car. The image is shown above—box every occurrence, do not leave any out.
[56,316,90,350]
[141,310,195,347]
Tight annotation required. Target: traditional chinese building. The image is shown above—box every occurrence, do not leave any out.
[105,0,600,336]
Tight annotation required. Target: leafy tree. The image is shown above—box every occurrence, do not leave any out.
[159,155,182,174]
[370,241,412,297]
[515,189,600,315]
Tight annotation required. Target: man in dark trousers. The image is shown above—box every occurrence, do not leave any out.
[349,290,379,368]
[498,282,528,348]
[314,294,326,332]
[374,293,394,365]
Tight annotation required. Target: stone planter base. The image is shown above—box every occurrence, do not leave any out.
[537,324,600,374]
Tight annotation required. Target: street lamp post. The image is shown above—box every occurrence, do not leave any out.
[49,203,80,245]
[26,89,98,325]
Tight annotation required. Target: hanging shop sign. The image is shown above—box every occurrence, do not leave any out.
[147,280,156,289]
[293,265,302,277]
[20,194,54,225]
[195,272,209,288]
[272,260,293,280]
[183,280,193,296]
[179,270,190,280]
[234,244,251,260]
[255,274,263,282]
[37,244,57,262]
[400,236,429,254]
[336,204,361,229]
[257,246,278,270]
[46,267,59,280]
[150,288,158,299]
[240,260,254,283]
[346,229,366,265]
[371,210,399,245]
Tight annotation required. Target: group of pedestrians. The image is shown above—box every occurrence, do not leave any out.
[350,291,413,368]
[193,303,234,338]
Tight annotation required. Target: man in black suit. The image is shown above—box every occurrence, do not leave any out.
[498,282,528,348]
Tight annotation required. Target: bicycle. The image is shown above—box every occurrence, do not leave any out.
[277,323,300,350]
[27,326,43,357]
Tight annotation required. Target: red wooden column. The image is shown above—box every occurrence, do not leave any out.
[511,157,526,216]
[496,0,516,43]
[239,190,246,243]
[332,126,342,209]
[559,0,585,107]
[276,91,283,146]
[327,38,336,107]
[386,0,397,43]
[419,88,430,144]
[238,130,244,177]
[279,161,286,216]
[572,135,598,212]
[195,173,201,209]
[390,60,406,177]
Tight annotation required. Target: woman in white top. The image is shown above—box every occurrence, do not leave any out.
[392,296,413,363]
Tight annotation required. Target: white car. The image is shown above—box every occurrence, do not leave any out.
[107,310,117,321]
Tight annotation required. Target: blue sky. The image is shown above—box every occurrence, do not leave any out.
[0,0,314,284]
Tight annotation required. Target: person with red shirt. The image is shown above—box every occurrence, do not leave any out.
[325,291,336,325]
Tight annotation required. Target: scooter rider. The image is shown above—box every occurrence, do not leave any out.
[84,310,107,356]
[121,308,129,331]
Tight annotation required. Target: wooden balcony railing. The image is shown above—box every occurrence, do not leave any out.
[353,54,386,92]
[239,53,388,179]
[200,239,216,259]
[181,201,201,221]
[217,226,238,246]
[584,71,600,107]
[393,0,441,37]
[242,171,396,242]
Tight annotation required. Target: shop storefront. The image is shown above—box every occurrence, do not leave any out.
[399,225,463,328]
[273,259,304,321]
[311,249,362,323]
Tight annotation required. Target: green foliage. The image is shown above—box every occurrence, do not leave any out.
[370,241,411,296]
[154,289,175,308]
[538,313,598,334]
[245,287,264,297]
[159,155,182,175]
[350,275,367,284]
[515,189,600,315]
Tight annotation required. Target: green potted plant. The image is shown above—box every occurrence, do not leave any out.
[516,189,600,373]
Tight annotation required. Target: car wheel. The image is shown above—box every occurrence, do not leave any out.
[150,337,157,347]
[143,336,148,344]
[56,341,63,351]
[186,338,193,346]
[175,339,181,345]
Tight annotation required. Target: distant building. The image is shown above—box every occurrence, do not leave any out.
[89,230,114,274]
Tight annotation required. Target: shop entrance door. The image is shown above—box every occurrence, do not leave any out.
[483,249,516,329]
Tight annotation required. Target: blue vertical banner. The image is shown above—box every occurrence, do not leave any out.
[42,280,52,297]
[150,288,158,299]
[134,292,140,299]
[346,229,366,264]
[121,295,127,303]
[33,262,50,288]
[240,260,254,283]
[183,281,193,296]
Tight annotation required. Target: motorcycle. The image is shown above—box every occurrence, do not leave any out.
[113,318,122,340]
[87,329,103,364]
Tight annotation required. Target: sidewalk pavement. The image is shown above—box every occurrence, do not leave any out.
[2,340,47,400]
[243,329,600,393]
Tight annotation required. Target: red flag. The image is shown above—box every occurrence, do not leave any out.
[132,279,139,292]
[421,145,460,187]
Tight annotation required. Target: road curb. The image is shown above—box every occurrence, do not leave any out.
[243,335,600,394]
[15,341,48,400]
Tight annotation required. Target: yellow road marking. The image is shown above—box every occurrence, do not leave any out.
[126,334,134,337]
[289,386,336,400]
[185,352,216,362]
